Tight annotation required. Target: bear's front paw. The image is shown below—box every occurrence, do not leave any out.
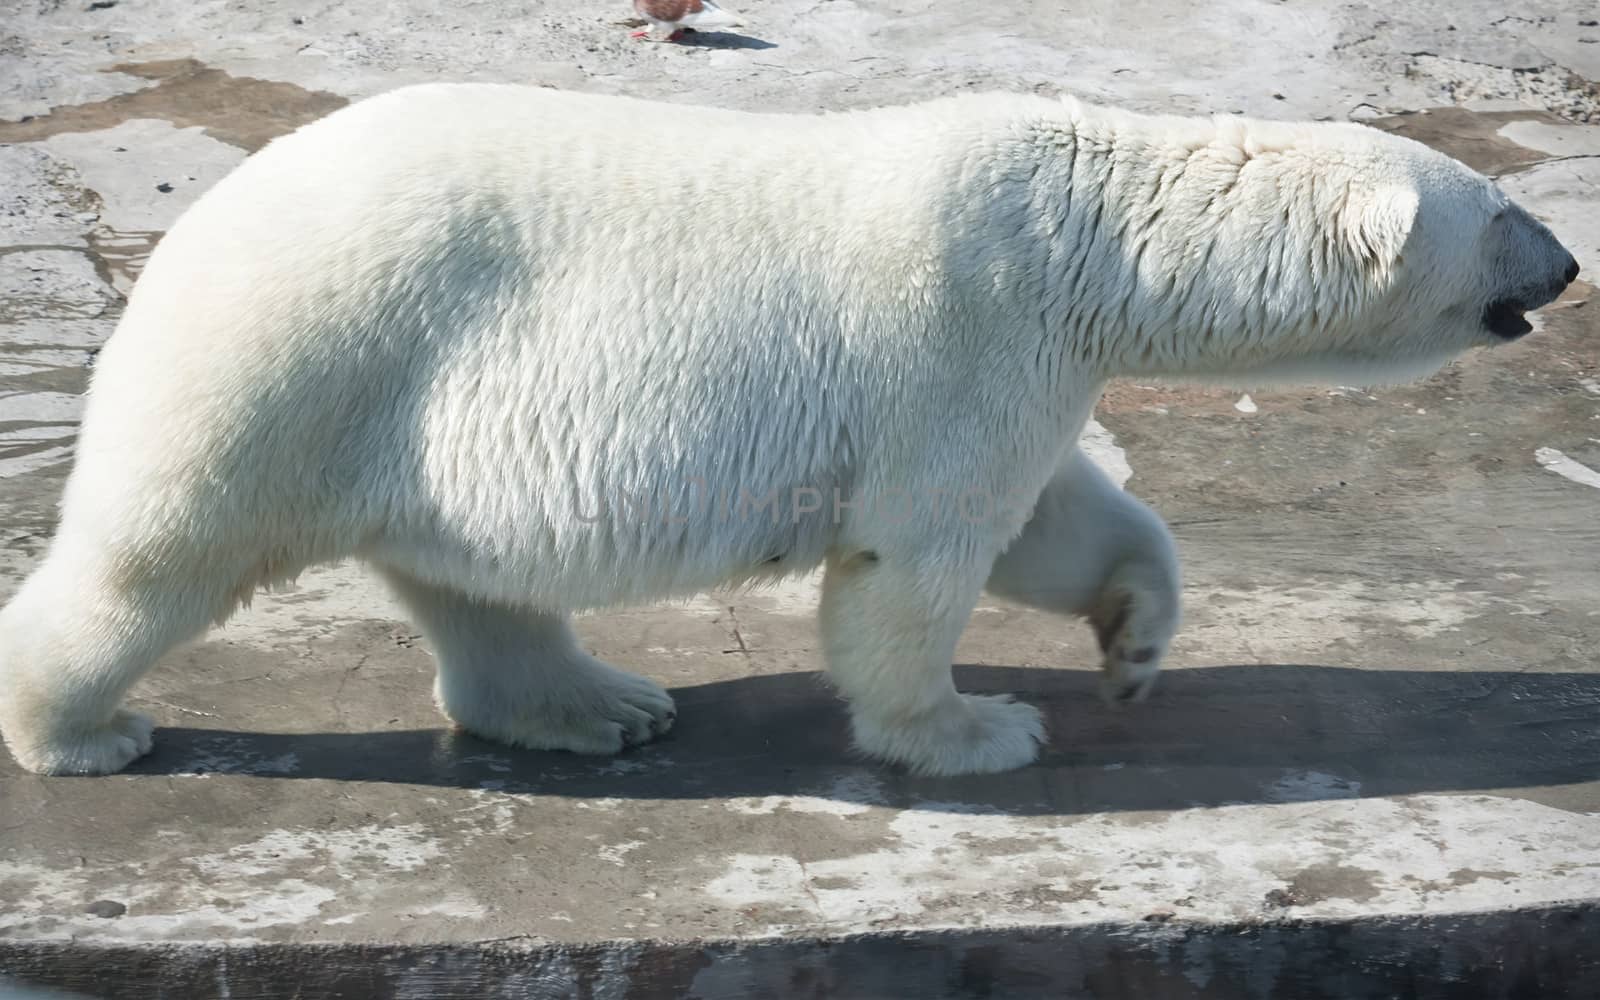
[850,693,1045,776]
[2,708,155,776]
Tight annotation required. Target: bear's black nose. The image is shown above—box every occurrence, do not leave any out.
[1566,254,1581,285]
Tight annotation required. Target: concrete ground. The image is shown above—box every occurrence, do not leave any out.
[3,1,1600,997]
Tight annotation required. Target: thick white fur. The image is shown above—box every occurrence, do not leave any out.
[988,449,1180,705]
[0,86,1575,776]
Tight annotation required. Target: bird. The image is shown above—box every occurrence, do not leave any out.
[631,0,741,42]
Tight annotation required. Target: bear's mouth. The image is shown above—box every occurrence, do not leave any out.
[1483,298,1533,340]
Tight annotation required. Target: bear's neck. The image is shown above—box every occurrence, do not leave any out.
[979,99,1368,385]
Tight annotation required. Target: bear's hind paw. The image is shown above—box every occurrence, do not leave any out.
[3,708,155,776]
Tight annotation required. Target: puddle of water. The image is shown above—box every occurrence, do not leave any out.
[85,227,161,295]
[0,59,348,153]
[1365,106,1571,177]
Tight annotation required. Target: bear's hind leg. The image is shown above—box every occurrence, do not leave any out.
[377,568,676,754]
[0,539,237,775]
[819,549,1045,776]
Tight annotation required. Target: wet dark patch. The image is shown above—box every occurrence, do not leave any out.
[1364,105,1569,177]
[952,833,1046,854]
[808,875,857,890]
[0,59,347,153]
[86,227,161,292]
[1448,867,1518,887]
[1029,883,1100,904]
[1264,886,1302,908]
[1276,863,1385,906]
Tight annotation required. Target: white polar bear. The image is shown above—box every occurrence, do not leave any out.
[0,86,1578,777]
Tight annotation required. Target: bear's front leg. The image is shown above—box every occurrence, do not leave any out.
[819,548,1044,776]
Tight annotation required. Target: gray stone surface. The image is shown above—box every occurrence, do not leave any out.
[2,1,1600,997]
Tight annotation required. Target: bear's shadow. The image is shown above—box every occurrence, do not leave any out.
[120,663,1600,816]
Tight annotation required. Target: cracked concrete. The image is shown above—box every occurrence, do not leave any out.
[2,1,1600,998]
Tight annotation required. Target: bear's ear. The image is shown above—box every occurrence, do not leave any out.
[1344,186,1419,268]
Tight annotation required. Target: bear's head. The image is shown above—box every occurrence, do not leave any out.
[1346,133,1579,367]
[1139,119,1581,388]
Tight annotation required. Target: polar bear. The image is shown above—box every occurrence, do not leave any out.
[0,86,1578,777]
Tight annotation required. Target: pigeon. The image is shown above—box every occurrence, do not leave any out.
[631,0,741,42]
